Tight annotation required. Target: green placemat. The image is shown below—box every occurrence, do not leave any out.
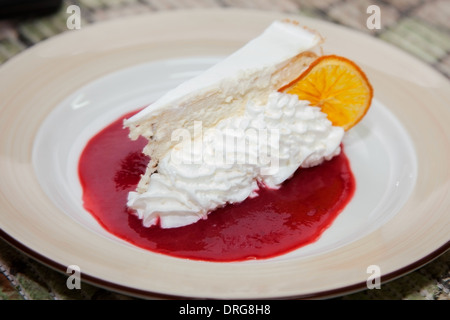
[0,0,449,300]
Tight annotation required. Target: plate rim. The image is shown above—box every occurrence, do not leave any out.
[1,229,448,299]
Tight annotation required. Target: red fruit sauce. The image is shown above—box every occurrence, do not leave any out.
[78,110,355,262]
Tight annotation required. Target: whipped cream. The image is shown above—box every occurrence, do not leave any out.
[127,92,344,228]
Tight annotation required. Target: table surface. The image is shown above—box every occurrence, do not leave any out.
[0,0,449,300]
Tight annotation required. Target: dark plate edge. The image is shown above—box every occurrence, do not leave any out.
[1,228,448,300]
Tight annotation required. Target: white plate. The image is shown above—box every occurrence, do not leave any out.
[0,9,449,299]
[32,57,417,260]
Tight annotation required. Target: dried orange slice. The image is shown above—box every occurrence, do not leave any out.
[280,55,373,131]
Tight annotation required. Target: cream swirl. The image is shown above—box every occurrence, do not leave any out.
[127,92,344,228]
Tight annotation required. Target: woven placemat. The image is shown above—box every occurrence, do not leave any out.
[0,0,449,300]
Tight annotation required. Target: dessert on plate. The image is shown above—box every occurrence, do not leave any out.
[123,19,373,229]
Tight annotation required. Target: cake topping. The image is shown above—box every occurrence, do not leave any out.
[281,55,373,131]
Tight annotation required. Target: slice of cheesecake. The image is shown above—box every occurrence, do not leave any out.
[124,20,322,193]
[123,20,345,229]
